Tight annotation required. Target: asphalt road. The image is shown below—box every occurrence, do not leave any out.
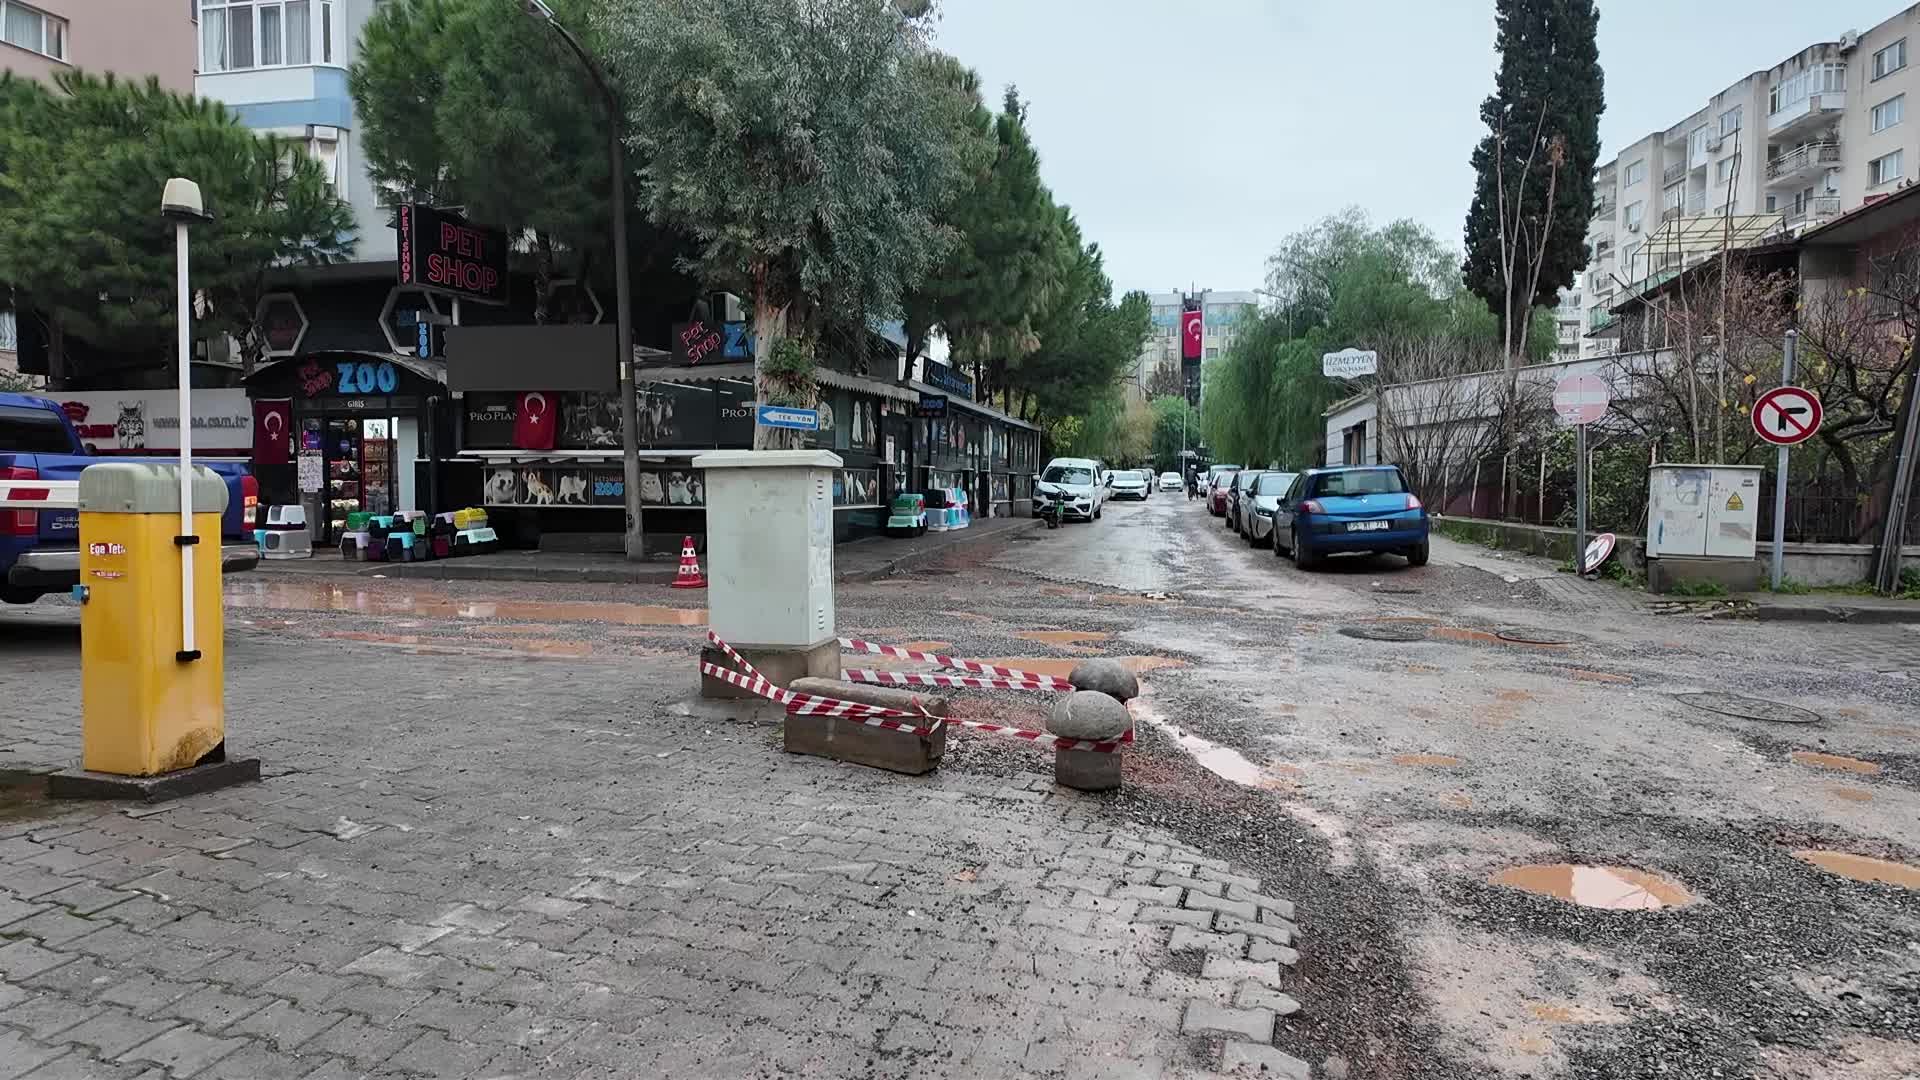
[3,493,1915,1079]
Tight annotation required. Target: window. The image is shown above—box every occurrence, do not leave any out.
[1310,469,1406,497]
[1625,159,1646,186]
[1204,347,1218,359]
[0,405,73,454]
[1689,126,1709,160]
[1,1,67,60]
[1719,106,1742,137]
[1623,201,1644,228]
[1766,194,1778,212]
[200,0,324,72]
[1716,155,1741,184]
[0,309,15,351]
[1872,150,1904,186]
[1875,38,1907,80]
[1664,184,1686,210]
[1873,94,1905,133]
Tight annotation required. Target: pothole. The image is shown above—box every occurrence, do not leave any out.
[1675,692,1822,725]
[1012,630,1112,645]
[1495,626,1587,645]
[1489,864,1696,910]
[1339,624,1431,642]
[1792,850,1920,890]
[1393,753,1463,767]
[1790,750,1882,775]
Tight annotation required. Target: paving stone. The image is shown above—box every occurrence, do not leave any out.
[161,985,269,1032]
[1111,884,1182,905]
[1201,955,1285,987]
[115,1025,245,1077]
[1137,906,1212,929]
[1221,1041,1313,1078]
[0,941,73,980]
[1167,927,1248,955]
[197,1042,328,1080]
[12,1050,149,1079]
[1182,891,1257,921]
[1218,914,1295,947]
[301,1016,421,1070]
[1193,867,1261,893]
[1180,1001,1273,1043]
[60,1007,180,1058]
[36,885,132,920]
[0,1030,67,1080]
[383,1031,497,1078]
[96,975,198,1018]
[1224,886,1298,923]
[1248,940,1301,967]
[1152,872,1223,896]
[1234,983,1303,1017]
[255,968,351,1010]
[222,1000,341,1052]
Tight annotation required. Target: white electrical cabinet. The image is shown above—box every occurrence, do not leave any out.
[1646,464,1763,559]
[693,449,842,648]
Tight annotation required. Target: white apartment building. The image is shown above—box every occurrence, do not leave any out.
[1583,4,1920,357]
[1134,290,1258,400]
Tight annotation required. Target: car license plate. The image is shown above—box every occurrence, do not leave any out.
[1347,520,1389,532]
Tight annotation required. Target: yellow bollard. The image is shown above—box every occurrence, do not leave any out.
[51,463,259,800]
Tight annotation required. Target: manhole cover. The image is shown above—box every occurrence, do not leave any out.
[1674,692,1822,725]
[1495,626,1585,645]
[1339,624,1432,642]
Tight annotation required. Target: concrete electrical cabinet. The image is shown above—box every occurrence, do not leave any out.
[1645,463,1764,593]
[692,449,843,694]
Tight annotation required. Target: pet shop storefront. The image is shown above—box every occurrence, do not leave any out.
[905,380,1042,520]
[244,352,453,545]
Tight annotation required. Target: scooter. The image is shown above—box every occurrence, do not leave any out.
[1042,497,1064,529]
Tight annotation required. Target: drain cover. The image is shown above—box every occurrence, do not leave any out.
[1340,624,1432,642]
[1495,626,1585,645]
[1674,692,1822,725]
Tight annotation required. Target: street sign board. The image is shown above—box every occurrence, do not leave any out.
[1753,385,1822,446]
[1581,532,1617,575]
[756,405,819,431]
[914,393,948,419]
[1554,374,1611,425]
[1322,348,1378,378]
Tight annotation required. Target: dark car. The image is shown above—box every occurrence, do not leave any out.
[1270,465,1429,569]
[1224,469,1265,535]
[1204,465,1242,515]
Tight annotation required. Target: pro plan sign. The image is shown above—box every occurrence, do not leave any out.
[397,204,509,306]
[1753,386,1823,446]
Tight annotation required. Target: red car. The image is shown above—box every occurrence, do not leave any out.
[1204,465,1242,515]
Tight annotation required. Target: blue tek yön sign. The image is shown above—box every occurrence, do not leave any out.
[756,405,820,431]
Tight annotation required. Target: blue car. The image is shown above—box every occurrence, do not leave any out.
[1269,465,1429,569]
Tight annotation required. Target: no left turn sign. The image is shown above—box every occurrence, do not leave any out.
[1753,386,1823,447]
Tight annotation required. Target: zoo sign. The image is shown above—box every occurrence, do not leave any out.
[298,359,401,398]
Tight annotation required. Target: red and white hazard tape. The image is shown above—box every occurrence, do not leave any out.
[700,663,944,737]
[838,638,1074,691]
[944,717,1123,753]
[842,668,1053,691]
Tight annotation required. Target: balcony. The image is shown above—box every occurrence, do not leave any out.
[1591,201,1616,222]
[1766,142,1842,186]
[1769,91,1846,136]
[1663,160,1687,185]
[1687,191,1707,214]
[1660,206,1683,223]
[1783,195,1843,228]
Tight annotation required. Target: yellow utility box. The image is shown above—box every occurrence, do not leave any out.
[77,463,228,777]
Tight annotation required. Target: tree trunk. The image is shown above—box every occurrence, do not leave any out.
[532,234,555,326]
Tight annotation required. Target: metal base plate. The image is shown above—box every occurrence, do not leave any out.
[47,758,262,803]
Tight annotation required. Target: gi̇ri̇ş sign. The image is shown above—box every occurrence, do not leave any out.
[397,204,509,306]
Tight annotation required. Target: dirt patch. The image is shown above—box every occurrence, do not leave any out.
[1393,754,1464,767]
[1790,751,1883,775]
[1013,630,1112,645]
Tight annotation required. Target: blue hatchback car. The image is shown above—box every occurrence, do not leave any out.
[1269,465,1429,569]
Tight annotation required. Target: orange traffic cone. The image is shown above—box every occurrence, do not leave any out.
[671,535,707,589]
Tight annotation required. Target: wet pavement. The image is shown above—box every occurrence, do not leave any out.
[0,493,1915,1079]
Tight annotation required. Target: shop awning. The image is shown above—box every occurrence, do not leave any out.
[904,380,1039,432]
[635,362,921,405]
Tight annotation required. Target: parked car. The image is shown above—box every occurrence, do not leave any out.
[1109,470,1150,501]
[1034,457,1106,522]
[1204,465,1242,515]
[2,392,258,604]
[1240,470,1300,545]
[1136,469,1157,498]
[1270,464,1429,569]
[1159,472,1184,492]
[1224,470,1265,533]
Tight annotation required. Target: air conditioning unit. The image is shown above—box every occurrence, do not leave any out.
[1839,29,1860,51]
[1626,222,1641,233]
[1705,132,1724,151]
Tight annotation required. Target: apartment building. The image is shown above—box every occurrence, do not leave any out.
[1,0,195,91]
[1582,3,1920,357]
[1134,290,1258,401]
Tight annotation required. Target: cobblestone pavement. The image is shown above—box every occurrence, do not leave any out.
[1,595,1310,1078]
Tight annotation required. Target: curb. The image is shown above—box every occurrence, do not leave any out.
[1749,601,1920,625]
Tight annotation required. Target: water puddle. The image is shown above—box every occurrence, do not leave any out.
[1128,691,1284,790]
[1829,786,1874,803]
[1013,630,1113,645]
[975,656,1187,680]
[1790,751,1882,775]
[1490,864,1696,910]
[1792,850,1920,890]
[227,583,706,626]
[1393,753,1463,767]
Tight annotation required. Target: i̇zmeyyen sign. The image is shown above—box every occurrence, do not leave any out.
[1321,348,1378,378]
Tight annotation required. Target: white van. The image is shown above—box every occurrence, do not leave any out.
[1035,457,1107,521]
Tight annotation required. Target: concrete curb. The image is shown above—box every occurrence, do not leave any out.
[1749,600,1920,624]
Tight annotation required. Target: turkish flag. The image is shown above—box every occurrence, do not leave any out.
[253,398,292,465]
[1180,309,1204,360]
[514,391,557,451]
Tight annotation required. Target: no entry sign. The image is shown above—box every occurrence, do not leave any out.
[1554,374,1611,425]
[1753,386,1822,446]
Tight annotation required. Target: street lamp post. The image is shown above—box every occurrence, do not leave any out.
[522,0,643,561]
[161,178,212,661]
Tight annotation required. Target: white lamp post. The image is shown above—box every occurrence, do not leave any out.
[162,178,212,661]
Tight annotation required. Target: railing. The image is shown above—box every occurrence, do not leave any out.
[1660,206,1683,222]
[1591,202,1616,222]
[1663,160,1687,184]
[1594,239,1614,256]
[1784,194,1843,226]
[1766,142,1842,181]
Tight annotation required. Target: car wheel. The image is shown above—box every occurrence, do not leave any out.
[1295,532,1318,570]
[1246,523,1260,548]
[1272,525,1286,558]
[1094,505,1102,520]
[1406,540,1430,567]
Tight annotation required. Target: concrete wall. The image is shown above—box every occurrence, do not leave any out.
[1,0,194,92]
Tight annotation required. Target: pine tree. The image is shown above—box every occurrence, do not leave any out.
[1461,0,1603,363]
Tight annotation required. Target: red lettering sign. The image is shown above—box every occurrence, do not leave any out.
[678,320,723,365]
[297,360,334,398]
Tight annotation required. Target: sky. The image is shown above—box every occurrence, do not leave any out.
[931,0,1907,300]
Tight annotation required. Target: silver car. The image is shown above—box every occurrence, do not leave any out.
[1239,471,1300,546]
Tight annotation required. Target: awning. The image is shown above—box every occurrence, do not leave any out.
[904,380,1039,431]
[1641,213,1789,255]
[634,362,922,406]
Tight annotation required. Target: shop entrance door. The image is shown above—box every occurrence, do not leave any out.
[316,417,398,541]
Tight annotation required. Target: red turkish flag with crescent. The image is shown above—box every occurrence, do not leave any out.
[1180,309,1203,360]
[514,391,557,451]
[253,398,292,465]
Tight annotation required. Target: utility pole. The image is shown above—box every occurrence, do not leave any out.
[1874,353,1920,593]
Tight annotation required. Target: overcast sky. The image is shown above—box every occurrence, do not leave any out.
[932,0,1904,299]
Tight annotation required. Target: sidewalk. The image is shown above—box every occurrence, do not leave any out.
[1746,590,1920,624]
[259,516,1039,586]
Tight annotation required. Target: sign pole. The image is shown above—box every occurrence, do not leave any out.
[1575,422,1588,573]
[1771,329,1797,591]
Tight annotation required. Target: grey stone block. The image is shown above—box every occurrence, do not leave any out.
[1222,1041,1313,1078]
[1228,885,1298,922]
[1138,906,1213,929]
[1202,955,1284,987]
[1047,691,1132,740]
[1184,891,1257,921]
[1054,746,1122,791]
[699,641,839,700]
[117,1025,246,1076]
[1218,914,1294,947]
[1249,939,1301,966]
[1069,658,1140,702]
[1235,983,1303,1017]
[782,710,946,776]
[1168,927,1248,955]
[1181,1001,1274,1043]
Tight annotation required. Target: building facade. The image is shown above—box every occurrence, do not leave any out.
[1136,290,1258,402]
[0,0,195,91]
[1583,3,1920,357]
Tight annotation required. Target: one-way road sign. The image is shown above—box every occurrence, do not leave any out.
[1753,385,1822,446]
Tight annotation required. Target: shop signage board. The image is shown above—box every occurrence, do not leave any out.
[922,359,975,400]
[672,320,724,365]
[57,389,252,454]
[1321,348,1378,378]
[756,405,820,431]
[1753,386,1822,446]
[915,393,948,419]
[396,204,509,306]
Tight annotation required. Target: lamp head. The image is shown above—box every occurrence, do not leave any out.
[161,178,212,224]
[522,0,556,19]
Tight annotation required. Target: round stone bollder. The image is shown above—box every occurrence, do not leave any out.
[1047,690,1132,741]
[1070,658,1139,702]
[1055,745,1122,791]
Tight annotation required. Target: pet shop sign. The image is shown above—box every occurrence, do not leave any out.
[397,204,510,306]
[59,390,253,454]
[296,358,401,398]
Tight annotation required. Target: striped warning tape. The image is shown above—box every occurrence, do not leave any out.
[842,668,1053,691]
[838,638,1074,691]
